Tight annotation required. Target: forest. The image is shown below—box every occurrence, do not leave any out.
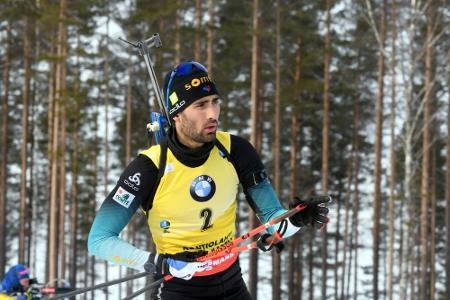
[0,0,449,299]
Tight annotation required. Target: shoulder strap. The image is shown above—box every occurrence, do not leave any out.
[214,139,237,170]
[144,138,168,213]
[216,137,267,188]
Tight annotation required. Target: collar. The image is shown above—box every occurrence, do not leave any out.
[167,127,214,167]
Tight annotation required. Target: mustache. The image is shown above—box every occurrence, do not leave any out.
[205,120,218,127]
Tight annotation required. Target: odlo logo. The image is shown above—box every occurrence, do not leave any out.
[169,100,186,114]
[124,173,141,191]
[128,173,141,186]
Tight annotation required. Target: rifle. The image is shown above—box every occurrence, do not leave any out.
[119,34,169,145]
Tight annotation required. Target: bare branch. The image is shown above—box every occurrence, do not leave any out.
[363,0,384,51]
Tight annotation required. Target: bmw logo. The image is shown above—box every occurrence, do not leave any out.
[190,175,216,202]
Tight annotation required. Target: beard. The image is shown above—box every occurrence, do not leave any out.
[178,114,218,144]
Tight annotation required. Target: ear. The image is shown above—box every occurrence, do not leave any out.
[172,114,180,123]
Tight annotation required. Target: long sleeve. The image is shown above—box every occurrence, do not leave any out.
[88,154,158,270]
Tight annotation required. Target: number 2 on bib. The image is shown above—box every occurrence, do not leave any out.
[200,208,213,231]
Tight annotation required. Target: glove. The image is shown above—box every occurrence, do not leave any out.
[144,253,210,280]
[289,195,330,229]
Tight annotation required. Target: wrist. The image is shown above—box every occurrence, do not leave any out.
[144,253,168,275]
[288,215,303,228]
[283,218,301,238]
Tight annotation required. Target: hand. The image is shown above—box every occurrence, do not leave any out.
[289,195,330,229]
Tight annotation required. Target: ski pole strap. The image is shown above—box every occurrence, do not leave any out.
[256,217,289,252]
[47,271,150,300]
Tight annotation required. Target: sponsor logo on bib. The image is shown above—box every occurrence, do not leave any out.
[190,175,216,202]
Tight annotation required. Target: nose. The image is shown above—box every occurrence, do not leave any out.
[206,103,220,121]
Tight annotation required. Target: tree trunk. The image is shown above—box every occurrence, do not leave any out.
[308,231,314,300]
[420,3,433,298]
[103,18,110,299]
[19,15,33,264]
[174,0,181,65]
[126,53,132,164]
[334,193,341,299]
[58,21,68,282]
[288,115,299,300]
[83,234,89,300]
[0,21,11,277]
[48,57,60,285]
[249,0,260,297]
[288,37,302,300]
[400,106,412,299]
[124,23,135,297]
[207,0,214,74]
[45,41,56,283]
[352,173,360,300]
[352,97,361,300]
[68,64,80,288]
[411,237,419,300]
[345,99,357,296]
[440,46,450,298]
[446,47,450,300]
[69,117,79,288]
[372,1,386,299]
[399,2,423,297]
[49,0,67,284]
[340,104,357,299]
[429,137,436,300]
[58,103,67,282]
[90,103,100,300]
[272,2,281,299]
[321,0,331,298]
[194,0,201,61]
[29,13,40,273]
[387,2,397,299]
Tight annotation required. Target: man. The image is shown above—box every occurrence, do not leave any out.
[0,264,30,300]
[88,61,329,299]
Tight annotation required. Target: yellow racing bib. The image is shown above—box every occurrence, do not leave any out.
[141,132,239,255]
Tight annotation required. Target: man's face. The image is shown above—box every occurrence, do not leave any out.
[173,95,221,148]
[20,278,30,290]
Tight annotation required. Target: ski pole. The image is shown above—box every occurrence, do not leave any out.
[46,271,150,300]
[197,202,307,262]
[121,275,172,300]
[197,195,333,261]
